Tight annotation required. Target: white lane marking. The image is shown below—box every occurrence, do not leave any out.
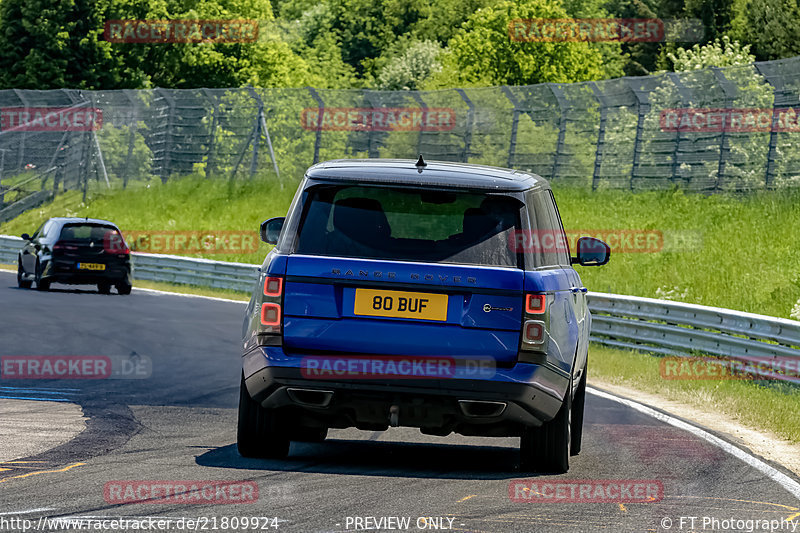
[588,386,800,500]
[0,508,55,515]
[131,287,247,305]
[0,270,248,304]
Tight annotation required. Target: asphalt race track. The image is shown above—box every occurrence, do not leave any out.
[1,270,799,533]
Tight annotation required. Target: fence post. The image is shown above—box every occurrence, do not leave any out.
[155,88,175,183]
[199,89,219,180]
[121,90,141,188]
[629,81,651,191]
[362,91,380,159]
[307,87,324,164]
[12,89,28,173]
[500,86,520,169]
[589,82,607,190]
[455,89,474,163]
[712,67,735,192]
[667,72,693,185]
[549,84,567,181]
[755,63,781,188]
[410,92,428,157]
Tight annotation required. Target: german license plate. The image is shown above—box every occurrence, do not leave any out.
[354,288,448,321]
[77,263,105,271]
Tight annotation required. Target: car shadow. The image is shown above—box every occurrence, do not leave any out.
[194,439,536,480]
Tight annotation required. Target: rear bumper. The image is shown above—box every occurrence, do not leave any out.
[43,259,130,284]
[242,346,568,436]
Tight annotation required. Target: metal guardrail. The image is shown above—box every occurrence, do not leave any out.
[0,235,260,292]
[2,234,799,364]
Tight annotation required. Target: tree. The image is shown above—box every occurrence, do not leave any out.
[729,0,800,60]
[0,0,138,89]
[376,40,442,90]
[666,35,754,70]
[425,0,607,87]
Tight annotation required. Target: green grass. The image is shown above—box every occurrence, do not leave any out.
[589,343,800,443]
[2,177,800,318]
[133,279,249,301]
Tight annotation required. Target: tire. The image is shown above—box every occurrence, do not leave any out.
[35,261,50,291]
[237,374,290,459]
[98,282,112,294]
[115,280,132,295]
[520,377,572,474]
[289,426,328,443]
[570,367,587,456]
[17,261,32,289]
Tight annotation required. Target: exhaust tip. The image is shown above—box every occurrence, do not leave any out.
[287,388,334,408]
[458,400,507,418]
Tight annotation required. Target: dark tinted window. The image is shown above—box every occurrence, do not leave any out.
[524,190,571,267]
[59,223,117,242]
[295,185,523,267]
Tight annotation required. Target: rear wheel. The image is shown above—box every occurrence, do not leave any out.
[237,374,290,459]
[116,280,132,295]
[17,262,32,289]
[35,261,50,291]
[98,282,112,294]
[520,378,572,473]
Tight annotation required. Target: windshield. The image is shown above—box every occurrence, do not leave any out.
[295,185,523,267]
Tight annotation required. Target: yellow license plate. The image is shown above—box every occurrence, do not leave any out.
[78,263,106,271]
[354,288,448,321]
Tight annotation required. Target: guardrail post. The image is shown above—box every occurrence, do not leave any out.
[455,89,474,163]
[307,87,324,164]
[500,86,520,169]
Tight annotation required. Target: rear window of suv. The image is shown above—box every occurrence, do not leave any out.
[294,185,523,267]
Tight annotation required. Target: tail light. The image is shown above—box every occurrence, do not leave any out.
[103,231,130,254]
[519,292,552,363]
[259,275,284,339]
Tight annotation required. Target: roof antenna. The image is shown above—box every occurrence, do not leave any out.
[415,154,426,173]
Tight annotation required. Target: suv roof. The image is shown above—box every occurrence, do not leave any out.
[306,159,549,192]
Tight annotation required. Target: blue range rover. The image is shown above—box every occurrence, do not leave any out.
[239,158,609,473]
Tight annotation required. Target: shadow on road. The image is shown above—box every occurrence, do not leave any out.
[195,439,537,480]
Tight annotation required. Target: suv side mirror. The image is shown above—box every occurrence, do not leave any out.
[260,217,285,245]
[572,236,610,266]
[21,233,31,241]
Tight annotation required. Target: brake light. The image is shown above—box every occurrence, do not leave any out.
[264,276,283,297]
[53,243,78,252]
[261,303,281,326]
[259,274,284,337]
[526,294,546,314]
[103,232,130,254]
[523,320,546,345]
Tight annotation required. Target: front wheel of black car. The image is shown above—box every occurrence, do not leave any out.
[35,262,50,291]
[116,280,132,295]
[17,262,32,289]
[237,374,290,459]
[520,381,572,474]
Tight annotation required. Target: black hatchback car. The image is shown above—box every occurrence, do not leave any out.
[17,217,132,294]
